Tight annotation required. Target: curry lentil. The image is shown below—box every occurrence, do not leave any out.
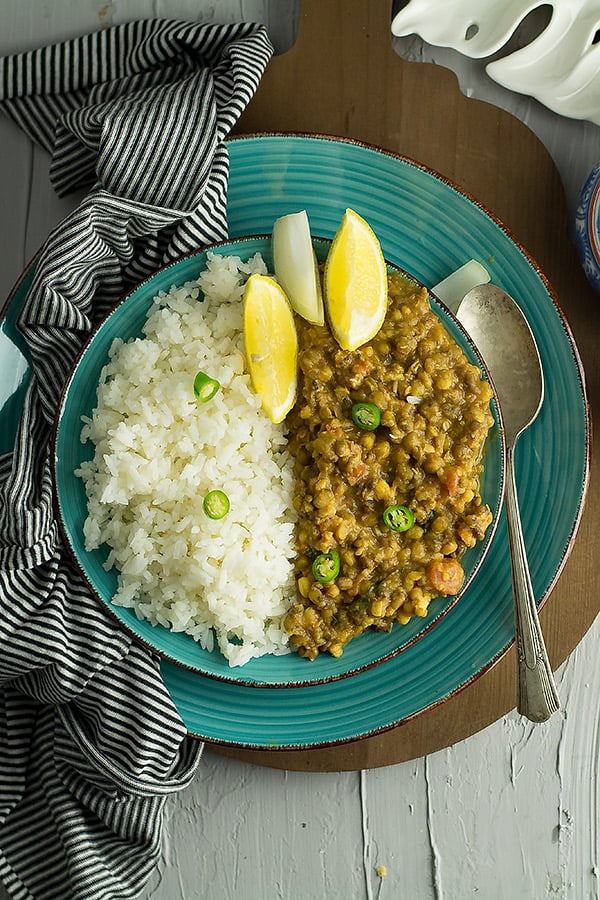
[284,273,494,659]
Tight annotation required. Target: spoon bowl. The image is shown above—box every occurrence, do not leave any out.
[457,283,560,722]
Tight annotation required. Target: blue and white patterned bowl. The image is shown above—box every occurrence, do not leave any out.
[575,160,600,293]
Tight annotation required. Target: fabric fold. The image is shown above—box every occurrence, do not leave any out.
[0,18,273,899]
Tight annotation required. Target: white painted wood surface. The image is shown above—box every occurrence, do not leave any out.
[1,3,599,898]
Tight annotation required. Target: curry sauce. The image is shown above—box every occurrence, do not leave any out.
[284,274,494,659]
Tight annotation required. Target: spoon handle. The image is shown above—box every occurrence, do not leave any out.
[505,444,560,722]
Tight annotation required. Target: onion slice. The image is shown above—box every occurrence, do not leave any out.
[272,210,325,326]
[432,260,490,314]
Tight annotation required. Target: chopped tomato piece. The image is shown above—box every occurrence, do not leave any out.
[346,462,367,484]
[440,466,460,497]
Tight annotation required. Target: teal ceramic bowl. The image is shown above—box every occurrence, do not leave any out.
[5,134,588,748]
[52,235,505,687]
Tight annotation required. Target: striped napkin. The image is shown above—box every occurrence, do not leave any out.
[0,19,272,900]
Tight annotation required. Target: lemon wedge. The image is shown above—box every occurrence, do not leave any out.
[324,208,387,351]
[273,210,325,326]
[243,273,298,424]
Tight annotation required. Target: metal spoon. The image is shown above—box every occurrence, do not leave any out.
[456,284,560,722]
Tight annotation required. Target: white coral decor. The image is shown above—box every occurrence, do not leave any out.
[391,0,600,124]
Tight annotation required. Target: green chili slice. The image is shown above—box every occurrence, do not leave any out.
[194,371,220,402]
[203,490,230,519]
[312,549,340,583]
[351,402,381,431]
[383,504,414,533]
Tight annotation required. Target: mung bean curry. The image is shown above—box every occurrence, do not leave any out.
[284,272,494,660]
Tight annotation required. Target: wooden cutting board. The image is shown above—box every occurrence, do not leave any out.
[216,0,600,771]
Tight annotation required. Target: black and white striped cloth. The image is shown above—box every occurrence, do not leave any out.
[0,19,273,899]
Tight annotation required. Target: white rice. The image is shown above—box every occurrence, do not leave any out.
[76,252,297,667]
